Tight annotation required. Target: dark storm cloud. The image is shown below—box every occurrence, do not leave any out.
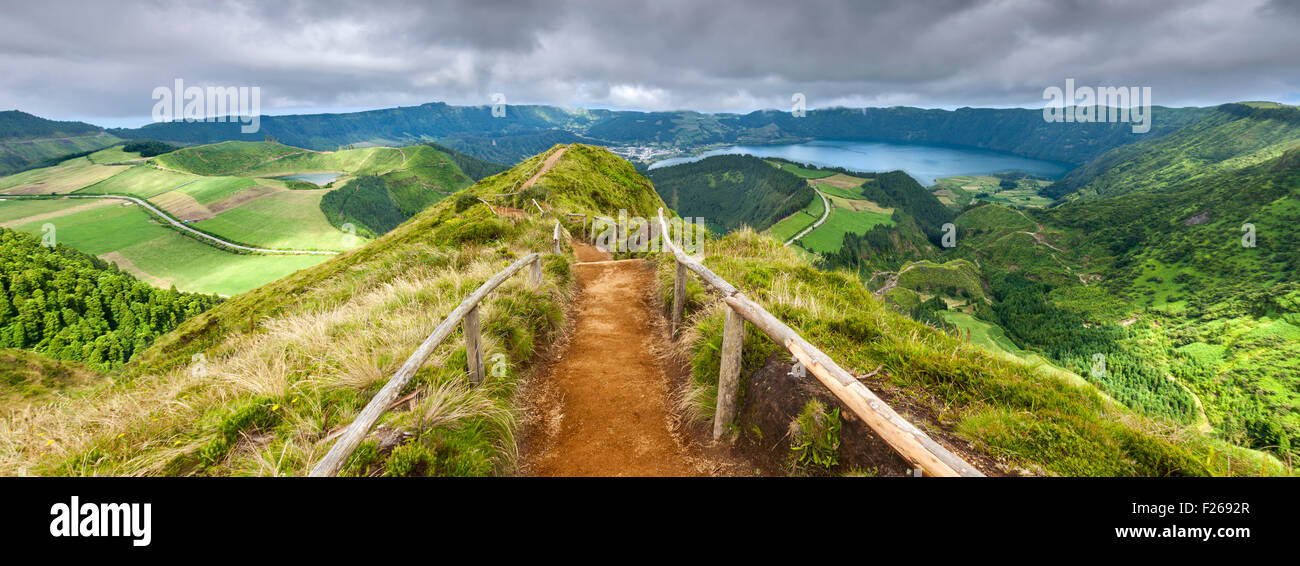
[1,0,1297,126]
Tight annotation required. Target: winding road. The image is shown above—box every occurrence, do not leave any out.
[784,185,831,246]
[0,194,339,255]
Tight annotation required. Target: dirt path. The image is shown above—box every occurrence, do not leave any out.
[521,242,725,476]
[520,146,566,193]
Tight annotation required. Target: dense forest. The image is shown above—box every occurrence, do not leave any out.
[646,155,813,233]
[984,272,1198,422]
[423,142,508,181]
[860,170,955,243]
[319,175,409,237]
[0,228,220,367]
[122,139,181,157]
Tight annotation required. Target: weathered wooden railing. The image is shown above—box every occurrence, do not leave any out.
[657,209,983,477]
[309,251,546,477]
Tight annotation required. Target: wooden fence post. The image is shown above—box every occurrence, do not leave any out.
[713,307,744,440]
[672,259,686,336]
[465,305,484,384]
[530,255,542,287]
[553,221,562,254]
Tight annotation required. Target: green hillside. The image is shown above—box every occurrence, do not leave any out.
[152,141,483,237]
[1048,103,1300,200]
[659,228,1280,476]
[0,111,121,175]
[645,154,814,233]
[1,348,104,410]
[2,143,1288,477]
[0,227,220,368]
[0,143,661,477]
[936,143,1300,457]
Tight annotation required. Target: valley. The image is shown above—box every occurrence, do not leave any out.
[1,103,1296,478]
[0,139,493,295]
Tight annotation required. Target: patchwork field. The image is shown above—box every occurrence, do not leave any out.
[931,174,1055,208]
[0,140,477,295]
[766,186,826,241]
[194,188,351,251]
[799,205,895,253]
[79,165,199,198]
[765,167,896,252]
[0,157,131,194]
[87,146,145,164]
[0,198,326,295]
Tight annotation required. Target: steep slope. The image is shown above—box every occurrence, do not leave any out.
[0,143,665,477]
[1048,103,1300,200]
[661,229,1284,476]
[646,154,814,233]
[0,227,221,367]
[1,348,104,411]
[941,145,1300,457]
[0,111,121,175]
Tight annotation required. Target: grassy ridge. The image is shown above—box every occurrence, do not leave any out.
[659,229,1285,476]
[0,143,663,477]
[0,111,121,175]
[1050,103,1300,201]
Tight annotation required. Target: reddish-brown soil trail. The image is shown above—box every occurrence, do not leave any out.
[520,242,736,476]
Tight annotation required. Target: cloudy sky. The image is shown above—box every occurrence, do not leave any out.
[2,0,1298,127]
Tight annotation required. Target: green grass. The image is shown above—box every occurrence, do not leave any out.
[815,181,867,199]
[87,146,144,164]
[767,159,835,179]
[661,228,1288,476]
[0,143,645,477]
[195,189,358,252]
[765,187,825,241]
[1,348,105,410]
[151,141,306,176]
[174,176,258,205]
[78,166,198,198]
[0,198,326,295]
[0,157,132,195]
[0,133,121,176]
[798,205,894,253]
[895,259,988,302]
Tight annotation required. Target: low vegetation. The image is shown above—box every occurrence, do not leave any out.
[658,228,1287,476]
[0,143,652,477]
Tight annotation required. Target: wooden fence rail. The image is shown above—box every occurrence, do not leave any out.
[656,209,984,477]
[309,252,544,477]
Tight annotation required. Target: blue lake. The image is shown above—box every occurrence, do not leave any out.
[271,172,342,186]
[648,139,1074,186]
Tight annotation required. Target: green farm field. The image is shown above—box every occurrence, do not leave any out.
[0,198,326,295]
[0,157,131,195]
[798,205,894,253]
[766,186,825,241]
[194,188,355,251]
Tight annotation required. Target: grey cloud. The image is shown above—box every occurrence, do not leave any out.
[1,0,1297,125]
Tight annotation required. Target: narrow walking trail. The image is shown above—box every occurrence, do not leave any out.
[521,242,725,476]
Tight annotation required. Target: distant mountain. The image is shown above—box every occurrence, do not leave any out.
[103,101,1216,167]
[1046,102,1300,201]
[0,110,121,175]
